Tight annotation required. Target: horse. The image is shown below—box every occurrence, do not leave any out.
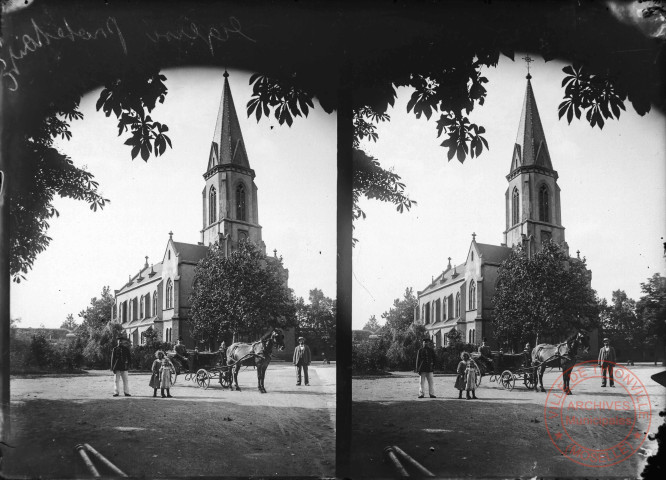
[531,331,589,395]
[226,328,285,393]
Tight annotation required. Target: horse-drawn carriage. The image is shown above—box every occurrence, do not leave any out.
[471,332,589,393]
[471,351,538,391]
[166,328,286,393]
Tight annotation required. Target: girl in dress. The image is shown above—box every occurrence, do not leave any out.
[149,351,164,397]
[159,352,175,398]
[454,352,478,400]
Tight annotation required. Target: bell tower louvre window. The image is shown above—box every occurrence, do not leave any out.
[512,187,520,225]
[236,183,246,221]
[539,184,550,222]
[209,186,217,225]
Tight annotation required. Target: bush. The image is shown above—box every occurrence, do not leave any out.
[352,338,389,374]
[435,342,477,373]
[130,341,173,371]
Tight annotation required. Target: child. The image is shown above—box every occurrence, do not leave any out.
[149,351,164,397]
[465,357,478,400]
[159,353,175,398]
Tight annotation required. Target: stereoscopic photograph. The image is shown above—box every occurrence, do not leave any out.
[1,1,665,479]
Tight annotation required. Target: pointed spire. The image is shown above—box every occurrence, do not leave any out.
[510,74,553,174]
[207,72,251,171]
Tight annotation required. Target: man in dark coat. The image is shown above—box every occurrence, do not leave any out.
[110,337,131,397]
[174,338,189,371]
[415,338,436,398]
[598,337,617,387]
[293,337,312,386]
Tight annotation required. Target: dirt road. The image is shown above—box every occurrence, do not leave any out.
[3,362,335,478]
[352,364,663,478]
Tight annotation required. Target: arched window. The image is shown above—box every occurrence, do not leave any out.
[455,293,460,317]
[153,291,158,316]
[512,187,520,225]
[139,296,144,318]
[166,279,173,309]
[469,281,476,310]
[539,184,550,222]
[209,186,217,225]
[236,183,246,221]
[145,293,151,318]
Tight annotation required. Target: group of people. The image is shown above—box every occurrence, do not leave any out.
[109,335,317,396]
[415,335,619,399]
[415,338,480,400]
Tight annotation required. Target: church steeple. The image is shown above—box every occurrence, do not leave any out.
[504,70,565,256]
[201,72,265,253]
[509,76,553,174]
[207,70,251,171]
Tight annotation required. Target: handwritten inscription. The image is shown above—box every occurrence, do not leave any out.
[0,16,127,92]
[145,17,256,56]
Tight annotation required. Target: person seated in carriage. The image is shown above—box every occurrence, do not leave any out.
[173,337,190,371]
[522,342,532,367]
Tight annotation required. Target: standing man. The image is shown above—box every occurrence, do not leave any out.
[598,337,617,387]
[415,337,436,399]
[110,337,131,397]
[293,336,312,386]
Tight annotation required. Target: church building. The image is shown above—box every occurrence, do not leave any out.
[414,73,589,351]
[110,72,294,356]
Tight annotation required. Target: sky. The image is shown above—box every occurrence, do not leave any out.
[352,54,666,329]
[10,67,337,328]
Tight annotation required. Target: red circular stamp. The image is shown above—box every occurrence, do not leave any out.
[543,360,652,468]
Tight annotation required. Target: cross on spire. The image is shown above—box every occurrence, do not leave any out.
[522,55,534,79]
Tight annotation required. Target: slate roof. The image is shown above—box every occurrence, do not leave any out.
[476,243,513,265]
[207,72,251,171]
[510,77,554,173]
[117,262,163,295]
[172,242,209,264]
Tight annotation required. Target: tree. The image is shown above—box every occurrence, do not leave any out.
[9,69,172,283]
[296,289,336,357]
[599,290,645,353]
[493,241,599,350]
[636,273,666,365]
[189,242,297,347]
[382,287,419,338]
[60,314,78,331]
[77,286,116,365]
[362,315,381,332]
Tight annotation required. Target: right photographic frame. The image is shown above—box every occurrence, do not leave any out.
[349,2,665,478]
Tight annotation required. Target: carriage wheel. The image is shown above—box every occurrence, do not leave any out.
[196,369,210,389]
[500,370,515,391]
[219,370,231,388]
[170,370,177,386]
[524,372,535,390]
[475,372,482,388]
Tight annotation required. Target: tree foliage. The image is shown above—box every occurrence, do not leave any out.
[189,242,297,344]
[381,287,419,339]
[492,241,599,350]
[295,289,336,357]
[636,273,666,363]
[362,315,381,332]
[77,286,119,367]
[599,290,645,350]
[60,313,78,330]
[10,70,172,282]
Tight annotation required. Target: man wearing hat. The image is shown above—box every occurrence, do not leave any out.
[110,337,131,397]
[293,336,312,386]
[598,337,617,387]
[415,337,436,398]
